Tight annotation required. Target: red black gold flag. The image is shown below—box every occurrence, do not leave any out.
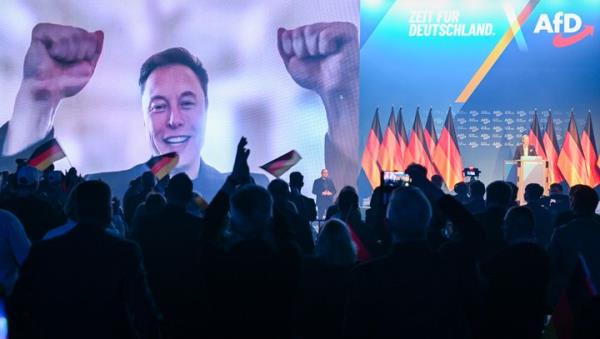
[396,107,410,171]
[361,109,383,188]
[432,107,464,189]
[407,107,436,178]
[528,109,546,159]
[146,152,179,180]
[558,111,588,186]
[260,150,302,177]
[378,107,401,171]
[424,107,438,157]
[543,110,564,184]
[27,139,66,171]
[581,111,600,188]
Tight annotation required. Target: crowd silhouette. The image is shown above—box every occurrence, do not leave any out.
[1,138,600,339]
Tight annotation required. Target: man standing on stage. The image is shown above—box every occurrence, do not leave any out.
[513,135,537,160]
[312,168,336,220]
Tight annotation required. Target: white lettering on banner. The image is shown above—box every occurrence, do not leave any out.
[407,10,495,38]
[534,12,583,33]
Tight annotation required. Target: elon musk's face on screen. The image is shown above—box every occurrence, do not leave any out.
[141,64,207,176]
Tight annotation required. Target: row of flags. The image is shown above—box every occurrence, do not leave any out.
[361,107,600,190]
[361,107,464,190]
[531,109,600,188]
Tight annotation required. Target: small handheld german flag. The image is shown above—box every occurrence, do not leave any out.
[260,150,301,178]
[145,152,179,180]
[28,139,67,171]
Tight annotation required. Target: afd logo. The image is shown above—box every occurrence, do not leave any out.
[534,12,594,48]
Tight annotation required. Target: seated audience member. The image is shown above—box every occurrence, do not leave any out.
[466,180,486,215]
[480,206,549,339]
[344,186,471,338]
[453,182,470,205]
[540,183,570,215]
[123,171,156,226]
[0,166,65,242]
[268,179,314,255]
[297,219,356,339]
[289,171,317,222]
[524,183,553,249]
[476,181,512,260]
[0,210,30,295]
[134,173,205,338]
[334,186,381,260]
[548,185,600,306]
[205,183,302,339]
[9,180,161,339]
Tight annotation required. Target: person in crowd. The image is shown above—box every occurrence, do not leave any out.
[0,210,30,296]
[466,180,486,215]
[479,206,549,339]
[133,173,204,338]
[523,183,553,249]
[289,171,317,222]
[507,181,519,207]
[0,21,359,199]
[540,183,570,215]
[333,186,381,261]
[548,185,600,306]
[365,186,391,253]
[431,174,444,191]
[454,182,470,205]
[513,134,537,160]
[123,171,156,226]
[0,165,65,242]
[312,168,337,220]
[344,186,479,338]
[130,193,166,238]
[268,178,314,255]
[476,181,513,260]
[297,219,356,339]
[8,180,161,339]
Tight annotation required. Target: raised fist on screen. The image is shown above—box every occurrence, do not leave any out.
[277,22,358,97]
[24,23,104,99]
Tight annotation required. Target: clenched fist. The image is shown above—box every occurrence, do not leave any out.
[278,22,358,96]
[24,23,103,99]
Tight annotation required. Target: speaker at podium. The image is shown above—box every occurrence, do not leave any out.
[504,156,548,205]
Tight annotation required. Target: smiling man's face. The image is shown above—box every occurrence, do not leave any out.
[141,64,207,174]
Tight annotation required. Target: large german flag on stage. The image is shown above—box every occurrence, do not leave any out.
[407,107,436,178]
[581,111,600,188]
[146,152,179,180]
[361,109,383,188]
[558,111,587,186]
[543,110,564,185]
[529,110,546,159]
[378,107,401,172]
[432,107,463,189]
[27,139,66,171]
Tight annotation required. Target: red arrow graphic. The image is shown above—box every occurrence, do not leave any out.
[553,25,594,48]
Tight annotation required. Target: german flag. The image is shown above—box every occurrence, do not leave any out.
[378,107,401,171]
[581,111,600,188]
[558,111,588,186]
[544,110,564,185]
[146,152,179,180]
[424,107,438,159]
[27,139,66,171]
[260,150,301,177]
[432,107,464,189]
[361,109,382,188]
[396,107,410,171]
[528,109,546,159]
[407,107,436,178]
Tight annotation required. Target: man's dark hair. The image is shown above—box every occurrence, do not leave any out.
[139,47,209,105]
[524,183,544,203]
[486,181,513,208]
[268,179,290,203]
[431,175,443,189]
[405,163,427,181]
[69,180,112,227]
[454,182,468,195]
[141,171,156,190]
[469,180,485,198]
[289,171,304,189]
[507,181,518,202]
[571,185,599,216]
[550,183,563,194]
[338,186,359,214]
[504,206,535,242]
[165,173,193,205]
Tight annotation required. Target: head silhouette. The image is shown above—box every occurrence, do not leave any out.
[386,186,432,243]
[268,179,290,204]
[230,184,273,240]
[289,171,304,190]
[316,219,357,266]
[469,180,485,199]
[338,186,359,215]
[504,206,535,243]
[570,185,599,216]
[524,183,544,203]
[67,180,112,228]
[165,173,193,206]
[486,181,512,208]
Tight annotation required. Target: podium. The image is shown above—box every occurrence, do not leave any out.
[503,156,548,205]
